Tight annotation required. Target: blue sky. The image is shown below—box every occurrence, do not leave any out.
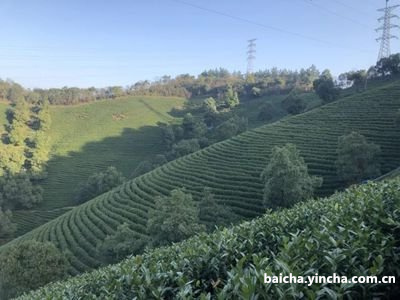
[0,0,396,88]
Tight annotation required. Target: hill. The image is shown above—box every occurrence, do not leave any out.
[9,96,186,235]
[8,92,319,238]
[18,179,400,299]
[1,80,399,275]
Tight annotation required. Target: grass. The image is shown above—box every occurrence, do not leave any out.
[10,96,186,236]
[2,79,399,275]
[18,179,400,299]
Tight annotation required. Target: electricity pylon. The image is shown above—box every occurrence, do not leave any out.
[376,0,400,61]
[247,39,257,75]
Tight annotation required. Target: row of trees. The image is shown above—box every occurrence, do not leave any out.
[4,53,400,107]
[1,65,321,106]
[0,79,127,105]
[338,53,400,91]
[130,66,321,100]
[0,97,51,239]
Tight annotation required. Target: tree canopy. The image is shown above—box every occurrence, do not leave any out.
[336,132,381,184]
[0,241,67,299]
[147,189,205,247]
[261,143,322,208]
[313,70,340,103]
[98,223,148,264]
[75,166,126,204]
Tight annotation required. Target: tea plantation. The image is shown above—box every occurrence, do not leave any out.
[18,179,400,299]
[9,96,186,236]
[2,81,400,275]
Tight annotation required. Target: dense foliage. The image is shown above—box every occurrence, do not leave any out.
[313,70,340,103]
[74,166,126,204]
[98,223,147,264]
[18,179,400,299]
[198,187,237,232]
[147,189,205,247]
[336,132,381,184]
[261,144,322,208]
[0,241,67,299]
[0,66,320,106]
[1,81,399,275]
[0,173,43,210]
[0,208,16,238]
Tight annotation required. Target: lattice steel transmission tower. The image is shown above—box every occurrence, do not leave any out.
[247,39,257,75]
[376,0,400,61]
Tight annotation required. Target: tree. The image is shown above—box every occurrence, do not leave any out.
[171,139,200,158]
[159,123,176,150]
[258,103,277,121]
[147,189,205,247]
[282,95,306,115]
[8,97,30,147]
[224,85,240,108]
[0,144,26,175]
[203,97,217,113]
[131,155,168,178]
[375,53,400,76]
[261,144,322,209]
[98,223,148,264]
[0,208,16,238]
[75,166,126,204]
[199,188,237,232]
[313,70,340,103]
[344,70,367,91]
[182,113,207,139]
[0,173,43,210]
[336,132,381,184]
[215,115,248,141]
[0,241,67,299]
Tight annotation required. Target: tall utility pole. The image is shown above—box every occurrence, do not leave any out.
[376,0,399,61]
[247,39,257,75]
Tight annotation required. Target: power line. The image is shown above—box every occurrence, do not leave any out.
[170,0,372,54]
[301,0,374,29]
[325,0,376,17]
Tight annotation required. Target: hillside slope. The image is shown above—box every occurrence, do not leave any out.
[10,96,185,235]
[2,81,400,274]
[19,179,400,299]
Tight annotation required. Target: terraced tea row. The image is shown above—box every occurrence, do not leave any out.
[2,81,400,274]
[19,179,400,299]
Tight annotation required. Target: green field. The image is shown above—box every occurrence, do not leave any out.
[2,80,400,275]
[18,178,400,299]
[10,96,186,235]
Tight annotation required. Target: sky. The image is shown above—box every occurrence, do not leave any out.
[0,0,397,88]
